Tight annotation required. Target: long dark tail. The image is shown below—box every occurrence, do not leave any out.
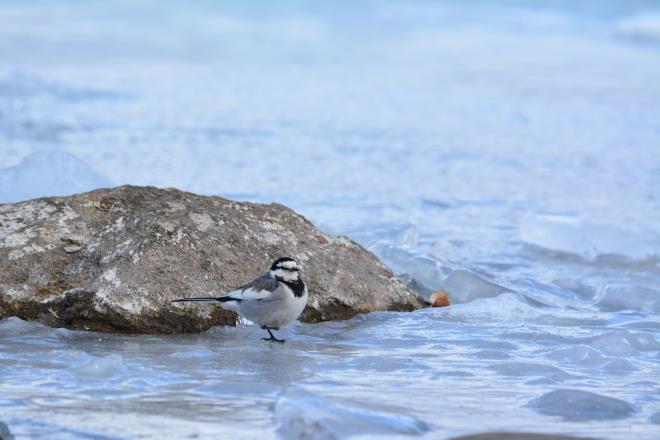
[171,297,238,303]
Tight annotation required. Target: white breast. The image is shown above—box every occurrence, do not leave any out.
[231,283,308,328]
[272,284,308,328]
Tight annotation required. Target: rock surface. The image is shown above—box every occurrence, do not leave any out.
[0,186,425,333]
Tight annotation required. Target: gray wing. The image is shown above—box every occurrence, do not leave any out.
[236,273,279,293]
[221,272,281,302]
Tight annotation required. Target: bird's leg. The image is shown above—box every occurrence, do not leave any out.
[261,326,286,343]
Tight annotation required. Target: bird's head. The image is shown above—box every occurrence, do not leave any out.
[270,257,300,282]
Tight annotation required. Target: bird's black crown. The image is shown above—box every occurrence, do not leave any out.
[271,257,299,271]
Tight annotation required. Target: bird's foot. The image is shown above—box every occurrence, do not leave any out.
[261,327,286,343]
[261,336,286,343]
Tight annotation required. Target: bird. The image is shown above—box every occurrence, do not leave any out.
[172,257,308,343]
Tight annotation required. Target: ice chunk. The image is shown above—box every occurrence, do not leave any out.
[430,239,465,263]
[624,333,660,352]
[441,269,510,303]
[600,359,637,375]
[368,241,450,294]
[0,150,113,203]
[590,333,638,357]
[520,213,660,261]
[528,389,635,421]
[593,284,660,313]
[275,389,429,439]
[589,330,660,355]
[0,317,54,340]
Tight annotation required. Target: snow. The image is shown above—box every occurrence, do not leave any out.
[1,0,660,439]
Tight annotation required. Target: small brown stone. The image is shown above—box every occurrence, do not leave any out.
[429,290,451,307]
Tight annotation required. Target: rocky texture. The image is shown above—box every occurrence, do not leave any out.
[0,186,425,333]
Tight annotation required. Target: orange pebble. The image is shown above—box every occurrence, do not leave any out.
[429,291,451,307]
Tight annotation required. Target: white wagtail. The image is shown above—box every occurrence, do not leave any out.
[172,257,308,343]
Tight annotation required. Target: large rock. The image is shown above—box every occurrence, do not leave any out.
[0,186,425,333]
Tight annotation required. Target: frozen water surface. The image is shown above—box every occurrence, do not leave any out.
[1,0,660,439]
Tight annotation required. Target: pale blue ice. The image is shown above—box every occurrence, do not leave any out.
[1,1,659,439]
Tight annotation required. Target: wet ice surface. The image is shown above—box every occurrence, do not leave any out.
[1,0,660,439]
[2,309,659,440]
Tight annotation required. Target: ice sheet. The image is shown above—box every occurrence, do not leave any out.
[1,0,660,439]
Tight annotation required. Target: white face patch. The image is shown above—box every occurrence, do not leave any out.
[278,260,298,270]
[271,268,299,282]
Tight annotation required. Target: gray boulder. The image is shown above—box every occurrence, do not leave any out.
[0,186,425,333]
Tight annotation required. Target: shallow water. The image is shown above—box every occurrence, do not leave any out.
[1,0,660,439]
